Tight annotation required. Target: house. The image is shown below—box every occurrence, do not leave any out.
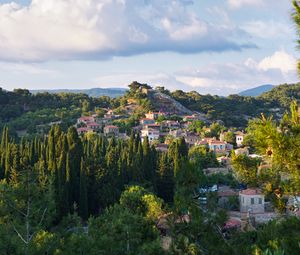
[77,116,95,125]
[141,128,160,143]
[162,120,181,129]
[144,124,161,131]
[217,186,238,209]
[86,122,101,131]
[239,188,265,214]
[208,140,232,153]
[217,156,230,166]
[77,127,93,135]
[235,131,246,147]
[169,129,183,138]
[183,115,197,122]
[140,118,155,126]
[103,125,119,136]
[184,134,201,146]
[145,111,164,120]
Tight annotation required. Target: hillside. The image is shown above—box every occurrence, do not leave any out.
[3,82,300,135]
[259,83,300,107]
[239,84,275,97]
[30,87,127,98]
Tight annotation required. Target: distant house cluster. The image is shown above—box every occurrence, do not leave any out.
[75,110,248,158]
[135,111,247,156]
[76,110,121,137]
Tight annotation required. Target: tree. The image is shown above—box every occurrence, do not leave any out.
[119,185,163,222]
[293,0,300,75]
[0,167,55,255]
[231,152,261,187]
[88,204,163,255]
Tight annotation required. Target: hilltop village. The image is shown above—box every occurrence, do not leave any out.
[73,84,300,233]
[1,83,300,254]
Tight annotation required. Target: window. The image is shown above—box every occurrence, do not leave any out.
[251,198,254,204]
[258,198,262,204]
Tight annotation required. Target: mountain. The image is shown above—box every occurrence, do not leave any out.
[30,87,127,98]
[239,84,275,97]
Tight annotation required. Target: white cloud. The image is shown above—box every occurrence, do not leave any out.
[0,0,252,62]
[258,50,297,73]
[241,20,293,39]
[0,62,57,75]
[173,50,298,95]
[227,0,263,9]
[93,72,191,91]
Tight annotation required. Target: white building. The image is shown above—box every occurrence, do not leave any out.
[141,128,160,143]
[235,131,245,147]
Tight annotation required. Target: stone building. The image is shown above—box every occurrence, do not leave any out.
[239,188,265,214]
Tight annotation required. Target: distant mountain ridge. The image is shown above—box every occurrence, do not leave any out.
[239,84,275,97]
[30,87,127,98]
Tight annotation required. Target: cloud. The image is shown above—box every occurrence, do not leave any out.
[257,50,297,73]
[93,72,191,91]
[0,0,254,62]
[241,20,293,39]
[173,50,298,95]
[227,0,263,9]
[0,62,57,75]
[90,50,298,96]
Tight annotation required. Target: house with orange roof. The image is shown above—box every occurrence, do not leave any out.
[239,188,265,214]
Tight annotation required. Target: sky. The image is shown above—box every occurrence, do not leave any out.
[0,0,298,95]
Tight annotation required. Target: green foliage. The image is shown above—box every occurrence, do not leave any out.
[230,217,300,255]
[119,185,163,222]
[231,153,261,186]
[88,204,163,255]
[189,146,219,170]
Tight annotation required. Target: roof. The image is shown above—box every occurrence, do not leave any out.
[240,188,263,195]
[79,116,94,121]
[104,125,119,129]
[223,218,241,229]
[77,127,91,132]
[218,190,237,197]
[87,122,100,126]
[146,124,161,127]
[209,140,226,145]
[141,128,160,133]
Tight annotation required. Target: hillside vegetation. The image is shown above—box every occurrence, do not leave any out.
[1,82,300,135]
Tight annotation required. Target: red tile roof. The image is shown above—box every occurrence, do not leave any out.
[223,218,241,229]
[79,116,94,121]
[240,188,262,195]
[87,122,100,126]
[218,190,237,197]
[104,125,119,129]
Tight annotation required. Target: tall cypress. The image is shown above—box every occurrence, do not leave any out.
[79,159,88,220]
[67,127,83,207]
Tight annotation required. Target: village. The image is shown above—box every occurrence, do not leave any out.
[75,109,300,234]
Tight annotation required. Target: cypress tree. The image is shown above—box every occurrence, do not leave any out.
[79,159,88,220]
[67,127,83,207]
[157,153,174,203]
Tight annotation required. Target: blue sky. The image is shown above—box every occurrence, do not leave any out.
[0,0,298,95]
